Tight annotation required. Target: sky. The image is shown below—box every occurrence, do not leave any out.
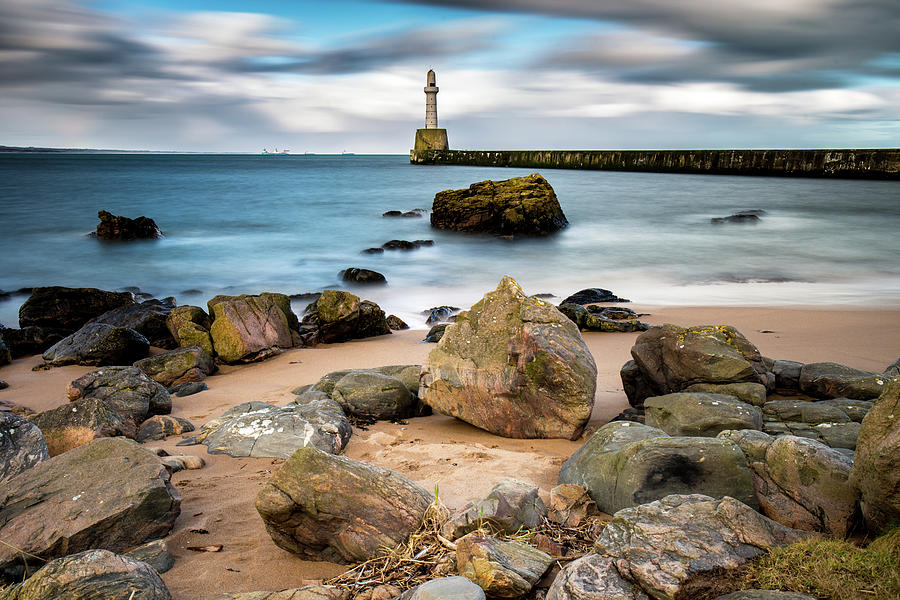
[1,0,898,152]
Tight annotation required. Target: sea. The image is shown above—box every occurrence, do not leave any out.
[1,153,899,329]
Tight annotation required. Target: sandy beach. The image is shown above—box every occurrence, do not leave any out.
[2,304,899,599]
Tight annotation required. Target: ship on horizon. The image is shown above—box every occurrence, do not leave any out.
[262,148,290,155]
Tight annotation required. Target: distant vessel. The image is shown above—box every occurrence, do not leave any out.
[262,148,290,155]
[341,151,355,156]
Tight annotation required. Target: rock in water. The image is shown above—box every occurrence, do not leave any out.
[256,447,432,563]
[0,413,49,485]
[133,345,217,387]
[0,549,171,599]
[430,173,568,235]
[18,286,135,332]
[166,305,214,355]
[208,293,299,363]
[850,379,900,532]
[340,268,387,284]
[421,276,597,440]
[0,437,180,579]
[66,366,171,424]
[95,209,163,240]
[41,323,150,366]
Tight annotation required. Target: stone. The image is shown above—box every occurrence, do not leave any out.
[710,211,763,224]
[209,293,299,363]
[0,549,171,598]
[546,553,650,600]
[29,397,133,455]
[0,326,65,358]
[593,494,810,600]
[185,400,351,458]
[773,360,804,391]
[124,539,175,574]
[644,392,762,437]
[0,412,49,485]
[424,324,448,343]
[799,362,889,400]
[456,534,553,598]
[134,345,217,387]
[88,298,176,348]
[431,173,568,235]
[0,438,180,579]
[816,398,873,422]
[370,364,423,397]
[213,586,344,600]
[169,381,208,397]
[0,379,7,390]
[557,303,588,329]
[548,484,596,528]
[442,479,547,541]
[421,277,597,440]
[714,592,817,600]
[558,422,756,514]
[560,288,629,305]
[303,290,391,344]
[340,268,387,284]
[159,455,205,472]
[387,315,409,330]
[18,286,135,332]
[682,382,768,406]
[137,415,195,442]
[331,371,415,420]
[255,447,433,563]
[850,379,900,532]
[41,323,150,366]
[399,577,485,600]
[885,357,900,378]
[424,306,461,324]
[581,313,649,333]
[166,305,214,355]
[382,239,433,251]
[763,399,851,425]
[620,360,656,408]
[66,366,170,423]
[95,209,163,240]
[764,420,861,450]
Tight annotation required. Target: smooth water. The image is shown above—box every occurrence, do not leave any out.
[1,153,899,328]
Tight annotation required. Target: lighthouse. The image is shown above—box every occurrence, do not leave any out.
[411,69,449,161]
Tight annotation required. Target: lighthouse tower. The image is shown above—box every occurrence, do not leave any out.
[411,69,449,160]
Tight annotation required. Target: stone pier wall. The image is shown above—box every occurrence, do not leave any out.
[409,148,900,179]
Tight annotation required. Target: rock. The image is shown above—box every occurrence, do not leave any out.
[88,298,176,348]
[714,592,817,600]
[765,420,861,450]
[424,323,448,343]
[66,366,170,424]
[763,399,851,425]
[124,539,175,574]
[186,400,351,458]
[587,305,642,320]
[850,379,900,532]
[134,346,217,387]
[431,173,568,236]
[302,290,391,344]
[442,479,547,541]
[370,364,423,397]
[682,382,768,406]
[0,337,8,365]
[399,577,485,600]
[159,455,205,472]
[548,484,596,528]
[885,357,900,377]
[424,306,461,324]
[558,422,756,514]
[644,392,762,437]
[208,293,299,363]
[382,210,403,217]
[362,247,384,254]
[421,277,597,440]
[166,305,214,355]
[816,397,873,422]
[629,324,773,404]
[29,397,133,455]
[560,288,629,305]
[0,399,32,416]
[382,239,433,250]
[18,286,135,332]
[95,210,163,240]
[255,447,432,563]
[620,360,656,408]
[340,268,387,284]
[0,438,180,579]
[581,313,649,333]
[0,413,49,485]
[546,553,650,600]
[0,549,171,598]
[331,371,415,420]
[169,381,208,397]
[710,211,763,224]
[0,326,66,358]
[41,323,150,367]
[213,586,345,600]
[773,360,804,391]
[456,534,553,598]
[761,398,864,449]
[557,303,588,329]
[798,362,889,400]
[0,379,7,390]
[387,315,409,330]
[137,415,195,442]
[593,494,810,600]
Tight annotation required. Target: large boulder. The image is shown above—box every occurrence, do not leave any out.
[165,305,214,355]
[850,379,900,532]
[87,297,176,349]
[95,210,163,240]
[28,397,133,455]
[255,447,433,563]
[184,400,351,458]
[442,479,546,541]
[431,173,568,236]
[301,290,391,344]
[41,323,150,366]
[0,549,171,599]
[421,277,597,440]
[0,326,66,358]
[18,286,135,332]
[331,371,415,420]
[133,346,216,387]
[0,437,180,579]
[0,413,49,485]
[592,494,811,600]
[66,366,170,424]
[798,362,889,400]
[456,534,553,598]
[644,392,762,437]
[558,422,756,514]
[209,293,299,363]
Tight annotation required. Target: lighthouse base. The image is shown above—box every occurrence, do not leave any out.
[412,128,448,153]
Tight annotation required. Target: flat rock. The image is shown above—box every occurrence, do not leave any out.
[0,412,49,485]
[88,297,176,348]
[644,392,762,437]
[166,305,214,355]
[799,362,889,400]
[66,366,170,423]
[209,293,299,363]
[442,479,546,541]
[169,381,208,397]
[421,276,597,440]
[29,397,133,455]
[682,382,768,406]
[18,286,135,332]
[762,419,860,450]
[42,322,150,366]
[255,447,432,563]
[134,345,217,387]
[456,534,553,598]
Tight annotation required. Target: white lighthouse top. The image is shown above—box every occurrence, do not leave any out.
[425,69,438,92]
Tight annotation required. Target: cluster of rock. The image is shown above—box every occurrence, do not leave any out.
[363,239,434,254]
[383,208,427,218]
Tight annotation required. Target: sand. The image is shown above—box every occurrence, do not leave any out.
[2,305,899,598]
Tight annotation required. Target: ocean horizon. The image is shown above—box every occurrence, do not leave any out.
[2,153,899,329]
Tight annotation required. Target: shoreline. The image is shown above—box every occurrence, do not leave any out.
[1,304,898,599]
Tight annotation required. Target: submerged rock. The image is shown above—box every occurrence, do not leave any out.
[560,288,629,305]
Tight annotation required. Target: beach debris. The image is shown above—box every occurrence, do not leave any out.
[208,292,301,363]
[421,276,596,440]
[340,267,387,285]
[186,545,223,553]
[134,345,216,387]
[0,412,49,485]
[166,305,214,355]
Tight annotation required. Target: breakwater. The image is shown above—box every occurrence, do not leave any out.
[410,148,900,179]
